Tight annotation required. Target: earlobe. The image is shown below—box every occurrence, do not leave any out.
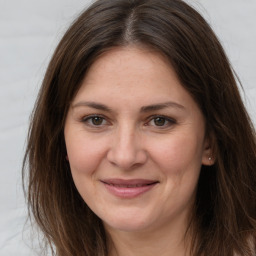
[202,149,215,166]
[202,151,215,166]
[201,133,216,166]
[202,155,215,166]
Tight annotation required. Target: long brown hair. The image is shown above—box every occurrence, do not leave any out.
[23,0,256,255]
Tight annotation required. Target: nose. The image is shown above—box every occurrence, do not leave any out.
[107,124,148,170]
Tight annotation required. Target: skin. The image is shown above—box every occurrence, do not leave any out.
[64,46,213,256]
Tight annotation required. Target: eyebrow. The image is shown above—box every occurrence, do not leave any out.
[72,101,112,112]
[72,101,185,112]
[140,102,185,112]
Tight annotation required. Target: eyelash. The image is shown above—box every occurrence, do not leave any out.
[145,115,176,128]
[82,115,109,127]
[81,114,176,129]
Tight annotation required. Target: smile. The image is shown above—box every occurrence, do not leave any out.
[101,179,159,198]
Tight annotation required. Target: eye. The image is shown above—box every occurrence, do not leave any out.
[82,115,108,127]
[146,115,176,128]
[153,117,168,126]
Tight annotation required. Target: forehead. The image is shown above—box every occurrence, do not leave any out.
[70,46,203,120]
[77,46,182,98]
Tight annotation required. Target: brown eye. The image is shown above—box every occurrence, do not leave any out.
[82,115,107,127]
[91,116,104,125]
[146,115,176,129]
[153,117,167,126]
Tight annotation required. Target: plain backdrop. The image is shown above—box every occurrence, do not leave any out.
[0,0,255,255]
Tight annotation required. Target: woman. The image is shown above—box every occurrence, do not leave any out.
[23,0,256,255]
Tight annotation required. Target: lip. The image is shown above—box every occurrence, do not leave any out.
[101,179,159,199]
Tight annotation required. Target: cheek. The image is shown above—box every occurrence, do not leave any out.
[66,135,107,176]
[149,132,204,175]
[65,135,108,205]
[149,134,204,210]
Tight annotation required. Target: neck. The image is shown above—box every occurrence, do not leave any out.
[105,216,193,256]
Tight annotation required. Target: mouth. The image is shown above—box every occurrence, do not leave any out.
[100,179,159,198]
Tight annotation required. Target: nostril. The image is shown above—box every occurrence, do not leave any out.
[106,133,148,169]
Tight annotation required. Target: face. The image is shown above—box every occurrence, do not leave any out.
[64,47,213,234]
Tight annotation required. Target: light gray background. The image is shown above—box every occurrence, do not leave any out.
[0,0,255,255]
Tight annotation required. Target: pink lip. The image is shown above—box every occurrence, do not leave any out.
[101,179,159,199]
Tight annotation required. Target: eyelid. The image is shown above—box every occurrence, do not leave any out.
[81,114,110,127]
[80,114,176,129]
[145,115,177,128]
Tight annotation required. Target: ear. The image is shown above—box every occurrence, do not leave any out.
[201,133,216,166]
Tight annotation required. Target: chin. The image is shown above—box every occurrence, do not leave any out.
[102,210,158,233]
[105,221,151,233]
